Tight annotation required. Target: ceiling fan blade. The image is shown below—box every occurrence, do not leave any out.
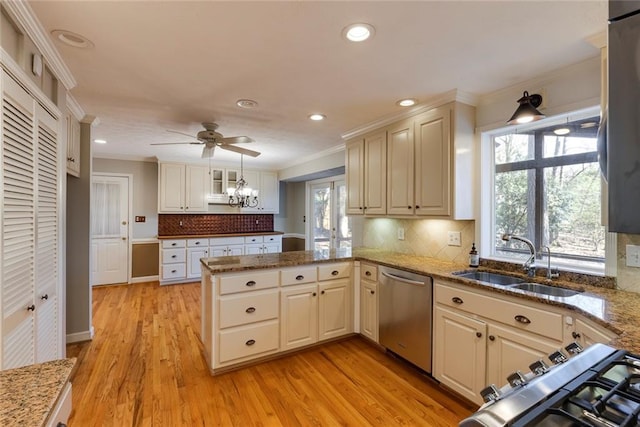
[220,144,261,157]
[167,129,197,138]
[150,141,203,145]
[201,145,215,158]
[220,136,254,145]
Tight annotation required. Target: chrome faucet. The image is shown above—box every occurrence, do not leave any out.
[502,234,536,277]
[543,246,560,280]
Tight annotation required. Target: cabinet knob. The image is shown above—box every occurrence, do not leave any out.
[246,280,256,287]
[245,307,256,313]
[359,207,363,210]
[415,205,420,209]
[331,270,339,276]
[408,206,412,209]
[571,331,581,339]
[41,294,48,300]
[321,290,325,295]
[476,332,482,338]
[365,271,371,277]
[245,339,256,346]
[489,335,495,341]
[27,304,35,311]
[296,275,304,281]
[515,315,531,324]
[312,292,317,297]
[370,290,375,295]
[452,296,464,304]
[195,241,200,245]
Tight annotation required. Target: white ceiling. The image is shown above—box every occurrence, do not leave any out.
[28,0,607,171]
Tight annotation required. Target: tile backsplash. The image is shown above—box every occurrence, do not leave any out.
[158,214,273,236]
[362,218,475,264]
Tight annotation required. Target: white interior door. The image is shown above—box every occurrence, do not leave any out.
[308,177,351,251]
[91,175,129,286]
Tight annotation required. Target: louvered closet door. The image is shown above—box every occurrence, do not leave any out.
[1,72,36,369]
[35,103,59,363]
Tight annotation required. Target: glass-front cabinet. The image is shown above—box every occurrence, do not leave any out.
[209,168,239,203]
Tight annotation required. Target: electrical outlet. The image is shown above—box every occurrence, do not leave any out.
[448,231,461,247]
[397,228,405,240]
[626,245,640,267]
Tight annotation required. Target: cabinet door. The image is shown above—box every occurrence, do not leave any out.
[386,119,415,215]
[318,278,352,341]
[573,318,616,348]
[345,139,364,215]
[245,244,263,255]
[159,163,185,212]
[262,242,281,254]
[363,130,387,215]
[185,165,209,212]
[415,106,451,216]
[209,246,228,257]
[486,322,559,389]
[433,306,487,405]
[66,114,80,177]
[360,280,378,342]
[280,284,318,351]
[227,245,244,256]
[187,247,208,279]
[35,291,58,363]
[259,171,279,213]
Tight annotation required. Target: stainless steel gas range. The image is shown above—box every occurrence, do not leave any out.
[460,343,640,426]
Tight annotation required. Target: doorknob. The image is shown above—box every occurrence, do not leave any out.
[121,221,127,225]
[121,237,126,241]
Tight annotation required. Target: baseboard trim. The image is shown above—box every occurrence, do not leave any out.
[130,275,159,284]
[66,327,94,344]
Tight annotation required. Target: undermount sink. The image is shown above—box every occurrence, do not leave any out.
[454,271,525,286]
[507,282,582,298]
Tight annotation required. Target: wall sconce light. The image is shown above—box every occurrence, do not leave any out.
[507,91,545,125]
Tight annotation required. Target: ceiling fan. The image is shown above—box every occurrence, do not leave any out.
[151,122,261,158]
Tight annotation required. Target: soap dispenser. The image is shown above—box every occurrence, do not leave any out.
[469,243,479,268]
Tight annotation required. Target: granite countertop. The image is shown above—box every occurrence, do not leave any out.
[158,231,284,239]
[201,248,640,354]
[0,358,76,427]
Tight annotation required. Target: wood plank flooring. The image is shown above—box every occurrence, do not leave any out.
[66,281,475,426]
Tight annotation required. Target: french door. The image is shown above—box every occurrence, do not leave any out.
[308,177,351,251]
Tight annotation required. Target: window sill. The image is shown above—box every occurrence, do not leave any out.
[484,255,605,277]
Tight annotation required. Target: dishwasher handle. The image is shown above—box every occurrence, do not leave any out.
[381,271,426,286]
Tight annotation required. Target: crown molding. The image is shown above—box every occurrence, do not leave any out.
[341,89,478,140]
[3,0,76,90]
[66,94,85,121]
[586,31,607,50]
[81,115,100,126]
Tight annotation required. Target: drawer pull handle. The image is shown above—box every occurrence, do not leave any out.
[171,270,177,273]
[245,339,256,346]
[515,315,531,324]
[365,271,372,277]
[172,243,177,246]
[452,297,464,304]
[296,275,304,281]
[246,281,256,287]
[172,255,177,258]
[27,304,35,311]
[246,307,256,313]
[195,242,200,245]
[572,331,581,339]
[331,270,339,276]
[41,294,49,300]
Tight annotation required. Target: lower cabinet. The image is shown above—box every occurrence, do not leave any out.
[281,284,319,351]
[359,263,379,343]
[571,317,617,348]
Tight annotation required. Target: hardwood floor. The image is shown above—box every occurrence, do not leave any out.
[67,281,475,426]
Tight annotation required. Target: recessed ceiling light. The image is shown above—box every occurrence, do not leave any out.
[94,139,107,144]
[236,99,258,109]
[580,122,598,128]
[342,23,375,42]
[553,128,571,136]
[396,98,417,107]
[51,30,94,49]
[309,114,326,121]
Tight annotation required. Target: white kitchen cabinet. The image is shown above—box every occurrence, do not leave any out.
[160,239,187,284]
[1,70,63,369]
[240,170,280,214]
[244,235,282,254]
[209,236,246,258]
[187,238,209,279]
[570,317,617,348]
[318,278,351,341]
[280,284,319,351]
[345,129,387,215]
[433,305,487,403]
[209,168,239,203]
[158,163,209,213]
[359,263,378,343]
[386,119,415,215]
[66,112,80,177]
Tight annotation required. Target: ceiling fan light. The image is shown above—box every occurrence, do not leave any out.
[507,91,545,125]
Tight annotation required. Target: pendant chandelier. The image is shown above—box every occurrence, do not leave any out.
[228,154,259,208]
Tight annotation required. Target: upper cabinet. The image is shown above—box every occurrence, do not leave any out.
[240,170,279,214]
[209,168,239,203]
[65,113,80,177]
[346,101,475,220]
[346,129,387,216]
[158,163,210,213]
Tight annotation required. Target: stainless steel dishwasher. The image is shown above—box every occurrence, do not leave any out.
[378,265,433,373]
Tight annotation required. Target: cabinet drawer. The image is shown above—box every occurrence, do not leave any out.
[218,320,279,364]
[281,266,317,286]
[318,262,351,281]
[162,264,186,279]
[264,235,282,244]
[162,239,185,249]
[162,248,186,263]
[219,270,280,295]
[361,263,378,281]
[187,238,208,248]
[435,283,563,341]
[245,235,263,244]
[210,236,245,246]
[219,290,279,329]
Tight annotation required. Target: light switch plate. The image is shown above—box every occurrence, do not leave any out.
[626,244,640,267]
[448,231,461,247]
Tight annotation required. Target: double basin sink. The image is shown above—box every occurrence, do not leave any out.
[454,271,582,298]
